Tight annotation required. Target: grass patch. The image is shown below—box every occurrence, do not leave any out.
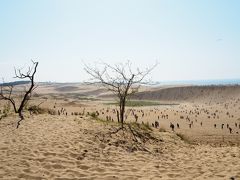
[105,100,178,107]
[88,112,118,126]
[27,105,57,115]
[46,93,99,101]
[88,113,153,132]
[92,116,119,126]
[77,97,99,101]
[129,121,153,131]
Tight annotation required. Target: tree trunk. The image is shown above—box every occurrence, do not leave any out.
[16,111,24,129]
[119,98,125,129]
[117,110,120,123]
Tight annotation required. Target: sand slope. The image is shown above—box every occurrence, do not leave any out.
[132,85,240,102]
[0,115,239,180]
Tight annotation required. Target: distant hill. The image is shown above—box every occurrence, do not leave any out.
[55,86,79,92]
[0,81,30,86]
[131,85,240,102]
[99,85,240,102]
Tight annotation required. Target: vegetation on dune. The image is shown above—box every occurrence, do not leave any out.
[88,112,164,153]
[84,61,158,128]
[0,102,11,120]
[0,61,39,128]
[105,100,178,107]
[176,133,192,144]
[129,121,153,131]
[27,105,56,115]
[0,60,191,151]
[46,93,99,101]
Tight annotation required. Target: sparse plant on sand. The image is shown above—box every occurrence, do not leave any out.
[90,112,98,119]
[27,105,54,115]
[130,121,153,131]
[84,60,157,129]
[85,61,158,152]
[105,100,162,107]
[0,102,11,120]
[3,102,11,115]
[0,60,39,128]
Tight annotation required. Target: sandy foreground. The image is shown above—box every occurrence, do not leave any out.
[0,84,240,179]
[0,114,239,180]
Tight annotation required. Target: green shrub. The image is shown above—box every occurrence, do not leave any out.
[90,112,98,119]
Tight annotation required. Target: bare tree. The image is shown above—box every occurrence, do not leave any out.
[0,60,39,128]
[84,61,157,128]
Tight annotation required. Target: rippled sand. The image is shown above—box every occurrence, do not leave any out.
[0,115,239,180]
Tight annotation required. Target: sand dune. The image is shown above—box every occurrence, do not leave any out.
[0,115,239,179]
[34,83,240,102]
[132,85,240,102]
[0,83,240,179]
[55,86,80,92]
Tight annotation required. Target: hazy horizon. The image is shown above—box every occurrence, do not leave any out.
[2,78,240,87]
[1,0,240,82]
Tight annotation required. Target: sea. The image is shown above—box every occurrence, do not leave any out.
[154,79,240,86]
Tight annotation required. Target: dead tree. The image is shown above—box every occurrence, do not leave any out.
[84,61,157,128]
[0,61,39,128]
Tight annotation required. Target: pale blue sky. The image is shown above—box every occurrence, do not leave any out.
[0,0,239,82]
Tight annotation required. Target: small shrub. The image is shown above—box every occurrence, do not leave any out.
[3,102,11,114]
[28,105,56,115]
[0,102,11,120]
[47,109,57,115]
[141,122,152,131]
[74,112,79,116]
[90,112,98,119]
[0,113,8,120]
[28,105,46,114]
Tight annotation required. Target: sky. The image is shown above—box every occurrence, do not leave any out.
[0,0,240,82]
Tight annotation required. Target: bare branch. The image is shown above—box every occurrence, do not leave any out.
[84,60,157,127]
[0,61,39,128]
